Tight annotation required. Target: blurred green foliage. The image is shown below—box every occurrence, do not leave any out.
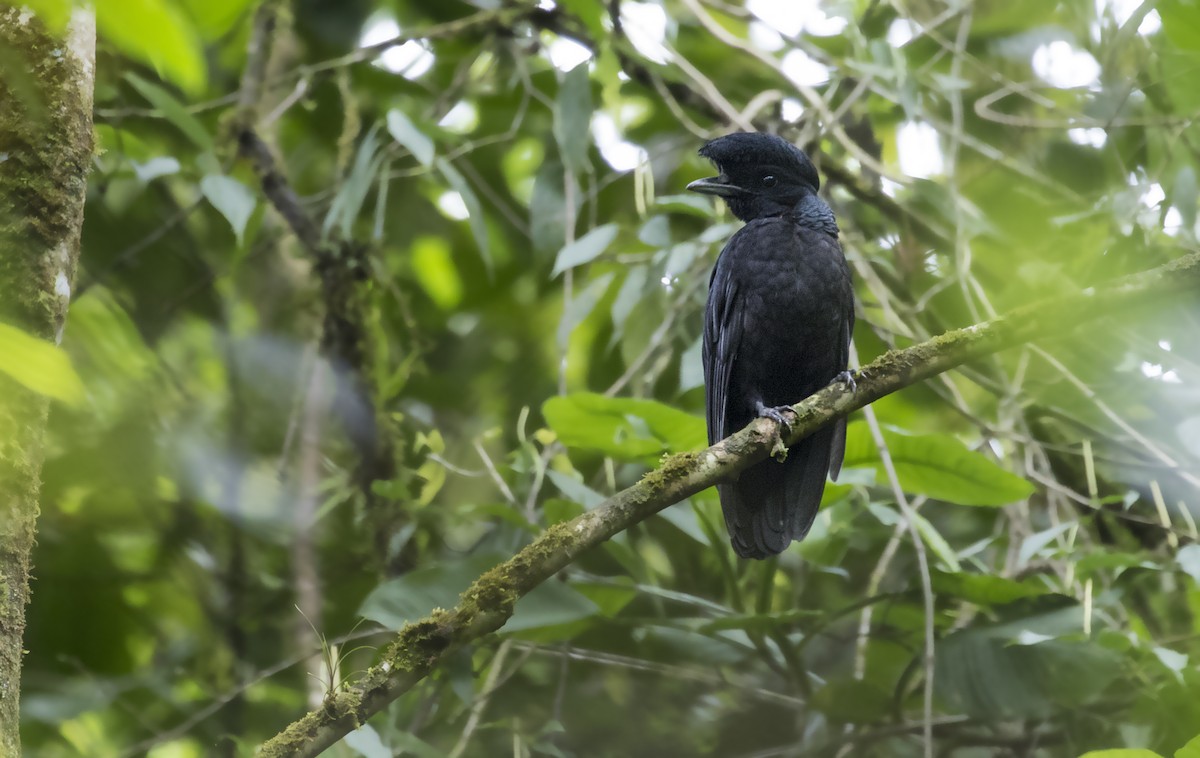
[15,0,1200,756]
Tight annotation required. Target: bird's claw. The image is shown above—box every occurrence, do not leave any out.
[755,401,795,432]
[835,369,857,393]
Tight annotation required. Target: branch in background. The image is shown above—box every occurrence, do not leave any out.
[257,250,1200,758]
[229,1,401,567]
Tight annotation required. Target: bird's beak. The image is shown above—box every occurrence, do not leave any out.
[686,176,743,198]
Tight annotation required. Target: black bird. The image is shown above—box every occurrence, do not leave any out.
[687,132,854,559]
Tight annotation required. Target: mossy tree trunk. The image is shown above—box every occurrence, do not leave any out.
[0,8,94,755]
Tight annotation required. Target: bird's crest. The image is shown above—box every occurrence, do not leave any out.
[697,132,820,191]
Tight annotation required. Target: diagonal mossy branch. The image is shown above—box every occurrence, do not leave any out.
[257,251,1200,756]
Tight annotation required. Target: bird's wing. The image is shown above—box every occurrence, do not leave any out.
[828,273,855,480]
[703,256,741,446]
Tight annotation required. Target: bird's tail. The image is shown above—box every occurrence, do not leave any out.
[719,420,841,559]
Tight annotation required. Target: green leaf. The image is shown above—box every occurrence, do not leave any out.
[22,0,72,32]
[557,272,614,349]
[908,509,961,571]
[553,62,593,174]
[546,469,606,508]
[843,421,1034,506]
[437,158,492,275]
[931,571,1048,605]
[531,160,574,254]
[505,578,600,633]
[542,392,706,459]
[325,125,385,241]
[100,0,206,94]
[125,73,212,150]
[812,679,892,724]
[1159,0,1200,50]
[1078,751,1164,758]
[200,175,256,246]
[386,109,435,167]
[655,193,716,217]
[0,322,85,406]
[552,223,619,276]
[1177,544,1200,584]
[178,0,256,39]
[936,605,1121,719]
[359,553,597,633]
[1176,734,1200,758]
[131,156,181,183]
[342,725,390,758]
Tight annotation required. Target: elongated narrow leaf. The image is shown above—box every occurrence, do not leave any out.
[386,109,435,167]
[126,73,212,150]
[552,223,619,276]
[543,392,706,459]
[557,272,613,348]
[553,62,593,174]
[325,125,385,241]
[932,570,1048,605]
[0,322,85,406]
[436,158,492,275]
[843,421,1034,505]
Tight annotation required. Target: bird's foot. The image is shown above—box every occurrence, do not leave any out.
[834,369,858,393]
[755,401,795,432]
[755,401,794,462]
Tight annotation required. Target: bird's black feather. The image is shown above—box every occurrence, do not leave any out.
[691,133,854,559]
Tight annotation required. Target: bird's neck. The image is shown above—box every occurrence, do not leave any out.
[789,193,839,237]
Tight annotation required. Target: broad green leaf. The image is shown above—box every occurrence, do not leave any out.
[937,605,1120,719]
[546,469,605,508]
[1078,752,1164,758]
[1177,734,1200,758]
[200,174,256,246]
[179,0,255,39]
[932,571,1048,605]
[360,553,597,633]
[553,62,593,174]
[1159,0,1200,50]
[843,421,1034,506]
[386,109,435,167]
[437,158,492,274]
[812,679,892,724]
[552,223,619,276]
[504,577,599,633]
[22,0,72,32]
[0,322,85,406]
[1177,544,1200,584]
[1153,646,1188,675]
[542,392,706,459]
[125,73,212,150]
[100,0,206,94]
[342,725,390,758]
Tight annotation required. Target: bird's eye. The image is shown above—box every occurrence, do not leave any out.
[762,175,777,188]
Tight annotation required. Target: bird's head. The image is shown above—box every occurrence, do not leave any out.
[687,132,821,222]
